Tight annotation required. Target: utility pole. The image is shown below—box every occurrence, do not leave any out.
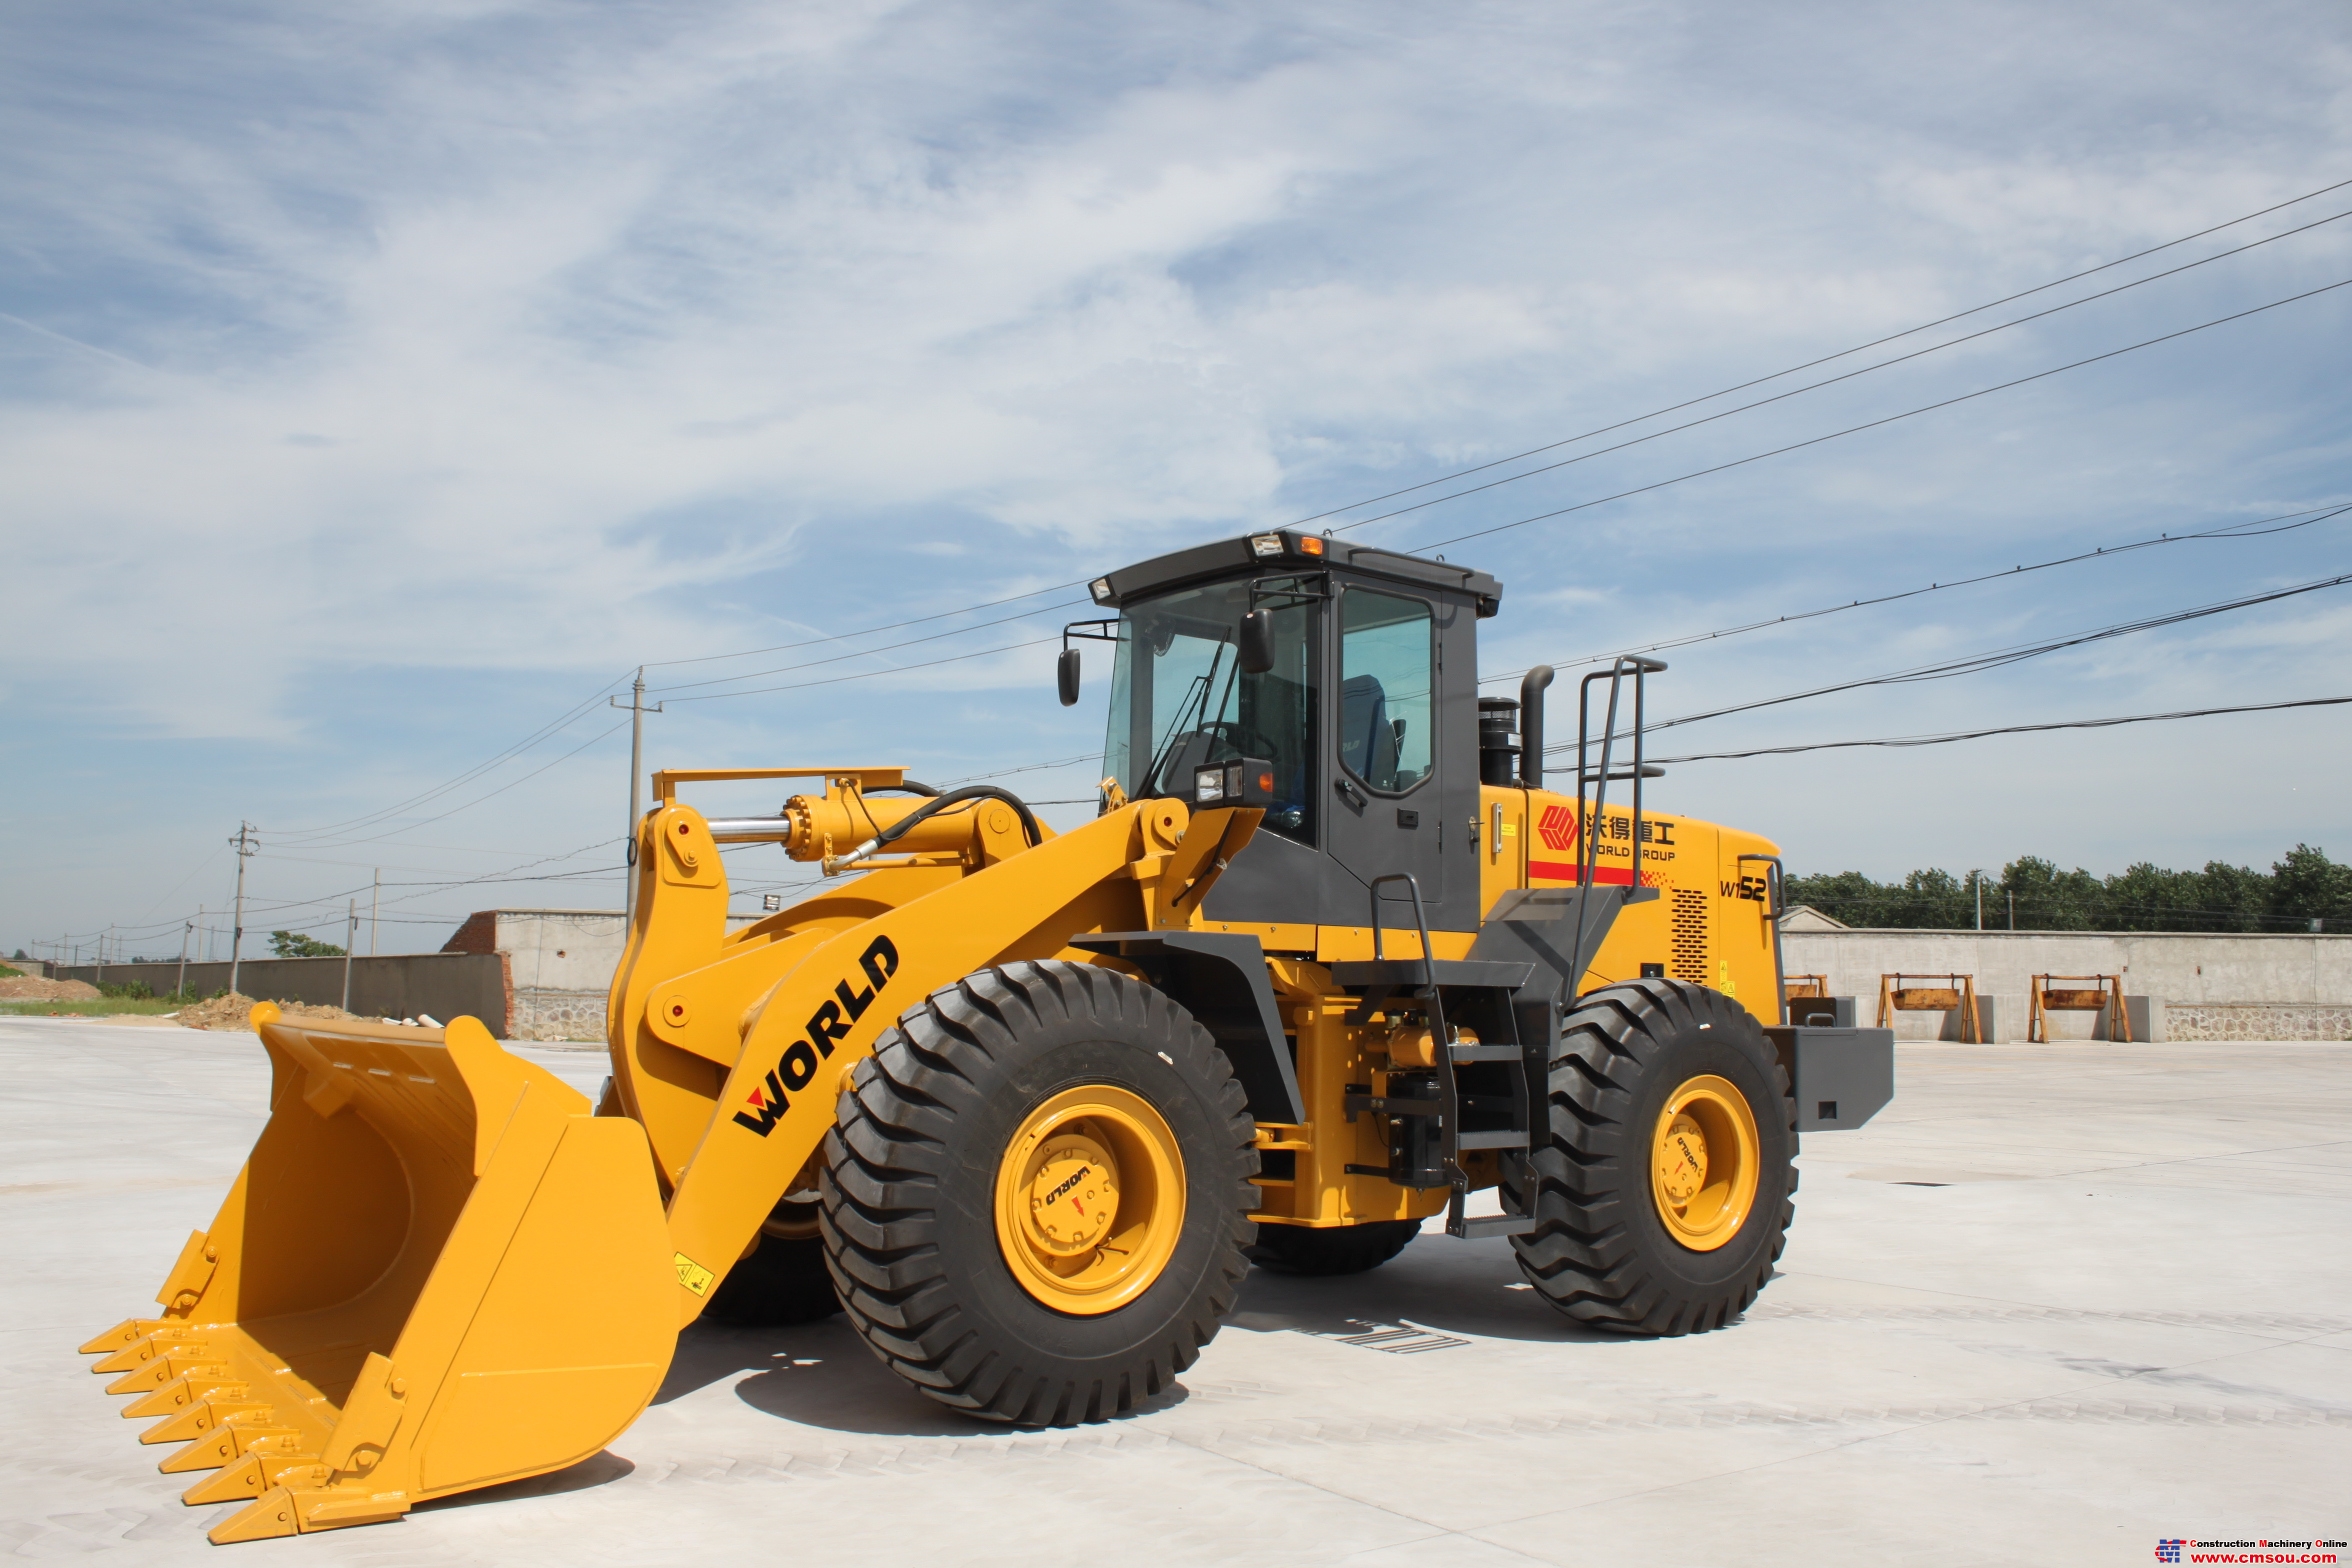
[228,822,257,997]
[97,925,109,985]
[1973,872,1983,933]
[176,919,192,1001]
[342,900,357,1012]
[611,669,663,926]
[2008,890,2015,932]
[369,869,380,956]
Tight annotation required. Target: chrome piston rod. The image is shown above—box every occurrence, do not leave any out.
[704,817,795,843]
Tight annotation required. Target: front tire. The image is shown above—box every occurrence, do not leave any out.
[820,961,1257,1423]
[1503,979,1794,1335]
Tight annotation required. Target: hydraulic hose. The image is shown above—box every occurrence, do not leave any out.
[828,784,1042,869]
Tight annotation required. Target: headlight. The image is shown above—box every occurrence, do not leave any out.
[1191,760,1277,808]
[1248,533,1283,558]
[1089,577,1114,603]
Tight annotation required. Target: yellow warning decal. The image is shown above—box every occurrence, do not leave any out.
[673,1252,715,1297]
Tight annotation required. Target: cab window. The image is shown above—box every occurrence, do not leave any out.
[1338,588,1433,795]
[1102,579,1319,844]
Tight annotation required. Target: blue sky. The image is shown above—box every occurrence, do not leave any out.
[4,1,2349,961]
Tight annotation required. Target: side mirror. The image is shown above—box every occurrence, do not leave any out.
[1237,609,1275,675]
[1057,647,1082,707]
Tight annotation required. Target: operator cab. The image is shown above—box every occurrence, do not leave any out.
[1067,531,1500,936]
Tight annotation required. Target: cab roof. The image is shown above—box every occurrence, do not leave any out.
[1087,530,1503,618]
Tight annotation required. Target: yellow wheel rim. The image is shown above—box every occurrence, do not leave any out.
[1649,1074,1761,1252]
[994,1085,1186,1316]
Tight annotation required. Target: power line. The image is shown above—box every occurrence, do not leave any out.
[1417,275,2352,555]
[1644,693,2352,764]
[1323,205,2351,540]
[640,580,1092,671]
[661,636,1064,705]
[288,717,632,849]
[1283,174,2352,533]
[646,597,1090,697]
[580,183,2352,709]
[652,268,2352,715]
[1547,567,2352,748]
[268,672,632,844]
[1481,501,2352,686]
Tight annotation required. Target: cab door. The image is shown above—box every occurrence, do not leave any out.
[1322,580,1451,936]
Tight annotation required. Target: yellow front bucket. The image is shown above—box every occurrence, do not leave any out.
[79,1004,676,1544]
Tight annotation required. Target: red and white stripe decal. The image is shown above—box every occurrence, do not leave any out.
[1528,861,1636,884]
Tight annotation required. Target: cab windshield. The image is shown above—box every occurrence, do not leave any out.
[1101,578,1318,844]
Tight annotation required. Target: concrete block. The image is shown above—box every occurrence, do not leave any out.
[2097,995,2165,1043]
[1936,994,2000,1043]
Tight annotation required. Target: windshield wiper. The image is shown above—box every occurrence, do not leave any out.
[1137,642,1233,796]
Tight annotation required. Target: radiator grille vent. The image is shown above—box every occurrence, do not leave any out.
[1670,889,1710,984]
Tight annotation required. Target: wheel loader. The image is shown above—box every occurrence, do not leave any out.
[80,529,1894,1543]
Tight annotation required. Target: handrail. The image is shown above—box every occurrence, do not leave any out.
[1566,656,1667,997]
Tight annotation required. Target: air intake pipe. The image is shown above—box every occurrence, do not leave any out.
[1518,665,1554,788]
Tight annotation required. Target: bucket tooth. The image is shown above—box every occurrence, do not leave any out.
[182,1453,271,1506]
[123,1375,247,1421]
[160,1408,298,1474]
[182,1454,325,1511]
[93,1329,208,1376]
[142,1398,265,1446]
[159,1426,247,1474]
[80,1318,169,1357]
[107,1356,224,1397]
[208,1488,300,1545]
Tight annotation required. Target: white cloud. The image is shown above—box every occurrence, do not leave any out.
[3,0,2350,940]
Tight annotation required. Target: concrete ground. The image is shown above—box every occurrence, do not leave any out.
[3,1018,2345,1566]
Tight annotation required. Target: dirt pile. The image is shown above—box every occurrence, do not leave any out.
[175,994,364,1031]
[0,977,102,1001]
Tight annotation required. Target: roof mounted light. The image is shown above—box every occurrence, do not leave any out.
[1089,577,1114,603]
[1248,533,1284,558]
[1298,534,1325,556]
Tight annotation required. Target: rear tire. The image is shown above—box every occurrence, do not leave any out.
[820,961,1257,1424]
[1502,978,1795,1335]
[1244,1219,1421,1275]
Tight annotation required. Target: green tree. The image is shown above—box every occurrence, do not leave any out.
[1781,869,1885,926]
[1998,856,2108,929]
[267,930,347,958]
[2269,844,2352,931]
[1786,846,2347,932]
[2185,861,2266,931]
[1884,868,1973,927]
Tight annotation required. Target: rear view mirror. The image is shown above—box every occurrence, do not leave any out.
[1057,647,1082,707]
[1237,609,1275,675]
